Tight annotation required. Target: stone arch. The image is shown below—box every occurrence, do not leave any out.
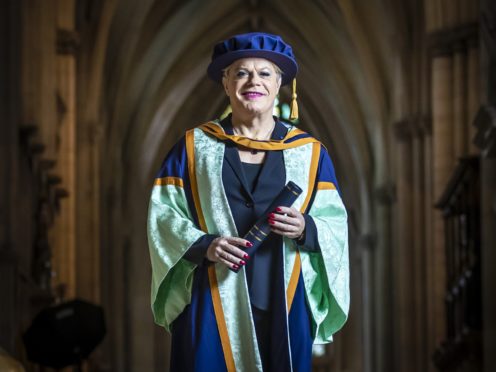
[79,0,406,369]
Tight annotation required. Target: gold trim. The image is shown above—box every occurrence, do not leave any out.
[199,122,319,151]
[300,143,320,213]
[286,142,321,311]
[286,252,301,311]
[208,267,236,372]
[253,225,268,236]
[248,230,263,241]
[317,181,336,190]
[186,129,236,372]
[154,176,184,187]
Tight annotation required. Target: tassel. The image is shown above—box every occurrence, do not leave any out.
[289,78,298,121]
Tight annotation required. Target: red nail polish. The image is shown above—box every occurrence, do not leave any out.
[246,242,253,247]
[244,254,250,259]
[269,220,275,225]
[232,264,239,270]
[276,207,282,212]
[239,260,246,265]
[269,213,275,218]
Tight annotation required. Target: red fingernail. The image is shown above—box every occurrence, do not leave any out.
[269,213,275,218]
[232,264,239,270]
[244,254,250,259]
[276,207,282,212]
[246,242,253,247]
[269,220,275,225]
[239,260,246,265]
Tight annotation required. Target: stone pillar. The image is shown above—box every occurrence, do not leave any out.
[392,120,416,372]
[428,53,453,358]
[481,155,496,372]
[423,121,435,370]
[453,43,467,158]
[75,1,111,368]
[0,0,21,351]
[467,40,480,154]
[51,0,77,300]
[478,3,496,370]
[373,187,394,372]
[38,1,58,160]
[412,120,429,372]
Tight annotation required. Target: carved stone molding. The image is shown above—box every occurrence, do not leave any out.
[393,119,413,142]
[428,22,479,57]
[374,183,397,205]
[56,29,80,55]
[473,105,496,157]
[393,115,429,142]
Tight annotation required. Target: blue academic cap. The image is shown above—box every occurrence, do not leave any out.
[207,32,298,86]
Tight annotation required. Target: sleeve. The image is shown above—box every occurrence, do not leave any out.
[301,144,350,343]
[182,233,218,266]
[148,136,209,330]
[295,214,320,252]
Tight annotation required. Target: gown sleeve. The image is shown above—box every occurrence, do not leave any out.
[148,136,209,330]
[182,233,218,266]
[295,213,320,252]
[301,144,350,343]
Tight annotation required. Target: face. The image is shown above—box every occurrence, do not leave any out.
[222,58,282,117]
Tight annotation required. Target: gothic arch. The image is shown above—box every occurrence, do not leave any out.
[79,0,407,369]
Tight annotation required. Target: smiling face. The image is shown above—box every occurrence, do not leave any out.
[222,58,282,118]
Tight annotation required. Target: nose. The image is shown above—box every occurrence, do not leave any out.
[248,71,262,85]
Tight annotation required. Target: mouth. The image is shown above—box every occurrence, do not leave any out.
[241,91,266,99]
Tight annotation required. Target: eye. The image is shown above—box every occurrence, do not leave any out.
[235,70,248,78]
[259,70,271,77]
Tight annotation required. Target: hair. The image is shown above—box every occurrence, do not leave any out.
[222,61,283,82]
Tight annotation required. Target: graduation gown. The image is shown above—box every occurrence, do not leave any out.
[147,117,350,372]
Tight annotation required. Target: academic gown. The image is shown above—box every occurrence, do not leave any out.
[180,116,320,371]
[147,117,350,372]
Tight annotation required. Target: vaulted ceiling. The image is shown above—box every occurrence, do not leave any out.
[94,0,409,236]
[75,0,417,369]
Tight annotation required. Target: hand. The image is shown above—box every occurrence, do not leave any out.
[206,236,252,270]
[268,206,305,240]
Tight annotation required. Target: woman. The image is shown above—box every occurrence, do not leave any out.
[148,32,349,372]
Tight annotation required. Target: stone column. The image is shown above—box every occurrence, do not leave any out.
[0,1,22,355]
[392,120,416,372]
[429,52,453,358]
[423,120,435,370]
[479,3,496,370]
[33,0,58,159]
[467,40,480,154]
[412,119,428,372]
[453,43,467,158]
[51,0,77,300]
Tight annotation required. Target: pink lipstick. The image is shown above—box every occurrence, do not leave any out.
[242,92,265,99]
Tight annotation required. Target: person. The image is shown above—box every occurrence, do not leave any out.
[147,32,349,372]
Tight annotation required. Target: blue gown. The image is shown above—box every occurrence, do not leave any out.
[170,116,318,371]
[148,114,349,372]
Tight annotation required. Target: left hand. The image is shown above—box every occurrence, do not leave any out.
[268,206,305,239]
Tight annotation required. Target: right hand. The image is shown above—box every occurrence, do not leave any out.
[206,236,252,270]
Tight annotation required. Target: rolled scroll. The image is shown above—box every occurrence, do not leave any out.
[232,181,303,273]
